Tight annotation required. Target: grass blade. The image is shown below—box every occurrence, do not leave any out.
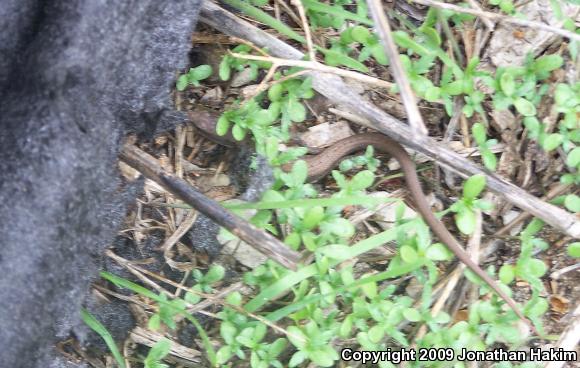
[81,309,126,368]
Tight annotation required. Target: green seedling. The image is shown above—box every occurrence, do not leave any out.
[489,0,516,14]
[176,65,212,91]
[144,339,171,368]
[449,174,493,235]
[472,123,498,171]
[219,45,271,82]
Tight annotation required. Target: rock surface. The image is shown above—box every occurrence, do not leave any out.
[0,1,201,366]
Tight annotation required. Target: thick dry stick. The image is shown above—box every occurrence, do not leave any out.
[200,1,580,239]
[119,143,301,270]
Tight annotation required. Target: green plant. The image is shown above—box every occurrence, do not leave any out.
[287,321,339,367]
[449,174,493,235]
[497,219,549,330]
[219,45,271,82]
[217,99,280,142]
[81,309,126,368]
[176,65,212,91]
[144,339,171,368]
[472,123,498,171]
[568,242,580,257]
[490,54,563,117]
[554,83,580,186]
[268,75,315,134]
[338,145,381,173]
[338,25,388,65]
[489,0,516,14]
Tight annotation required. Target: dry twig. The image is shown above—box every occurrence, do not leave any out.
[119,143,301,269]
[229,52,394,90]
[367,0,428,137]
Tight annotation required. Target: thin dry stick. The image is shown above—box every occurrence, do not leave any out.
[464,0,495,30]
[411,0,580,42]
[274,0,303,30]
[120,143,301,269]
[291,0,316,61]
[366,0,428,137]
[230,52,393,89]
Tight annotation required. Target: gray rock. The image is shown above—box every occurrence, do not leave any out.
[0,1,201,366]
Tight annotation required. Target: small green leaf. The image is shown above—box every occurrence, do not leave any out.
[339,315,353,338]
[289,351,307,367]
[287,98,306,122]
[555,83,576,107]
[204,265,225,283]
[350,170,374,191]
[523,117,541,137]
[482,151,497,171]
[190,65,213,81]
[477,301,497,322]
[403,308,422,322]
[148,314,161,331]
[216,115,231,136]
[321,48,368,72]
[526,297,548,317]
[567,147,580,168]
[220,321,237,344]
[542,133,563,151]
[176,75,189,91]
[361,281,378,300]
[368,325,385,343]
[219,58,231,81]
[514,97,536,116]
[463,174,486,200]
[285,232,301,250]
[498,264,515,284]
[324,217,355,238]
[287,326,308,350]
[455,208,476,235]
[472,123,486,145]
[268,83,284,101]
[232,124,247,141]
[400,245,418,263]
[564,194,580,212]
[567,242,580,258]
[527,258,547,277]
[303,206,325,230]
[533,54,563,73]
[369,43,388,65]
[351,25,371,43]
[424,86,441,101]
[185,292,201,305]
[426,243,453,261]
[291,160,308,185]
[500,72,516,96]
[433,312,450,324]
[226,291,242,306]
[443,80,464,95]
[216,345,233,365]
[393,31,432,56]
[318,244,352,260]
[146,339,171,364]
